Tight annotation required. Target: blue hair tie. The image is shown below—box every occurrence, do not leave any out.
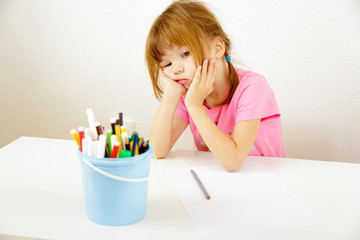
[225,56,231,62]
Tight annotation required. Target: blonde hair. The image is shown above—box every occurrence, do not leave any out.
[145,0,239,105]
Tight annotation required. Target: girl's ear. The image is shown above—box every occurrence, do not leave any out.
[213,37,226,58]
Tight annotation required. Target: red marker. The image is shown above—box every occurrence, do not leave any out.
[78,127,85,152]
[110,141,120,158]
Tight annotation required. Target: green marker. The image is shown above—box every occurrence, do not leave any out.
[130,131,139,142]
[107,129,113,156]
[119,150,132,158]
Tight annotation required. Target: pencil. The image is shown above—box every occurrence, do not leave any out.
[190,169,211,200]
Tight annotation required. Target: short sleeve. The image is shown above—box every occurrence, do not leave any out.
[235,72,280,122]
[175,96,190,123]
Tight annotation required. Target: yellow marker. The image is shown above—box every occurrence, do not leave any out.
[70,129,80,149]
[114,124,123,151]
[135,144,139,155]
[130,141,139,156]
[120,126,128,150]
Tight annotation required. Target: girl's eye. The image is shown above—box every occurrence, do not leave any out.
[182,51,190,57]
[164,62,172,67]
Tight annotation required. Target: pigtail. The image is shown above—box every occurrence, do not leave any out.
[218,61,239,106]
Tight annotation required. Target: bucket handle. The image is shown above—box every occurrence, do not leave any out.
[81,157,150,183]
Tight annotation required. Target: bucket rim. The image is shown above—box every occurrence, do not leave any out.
[77,144,153,166]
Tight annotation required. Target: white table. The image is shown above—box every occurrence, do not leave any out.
[0,136,359,240]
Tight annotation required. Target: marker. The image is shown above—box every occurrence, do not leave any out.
[78,127,85,152]
[110,117,116,134]
[125,137,130,150]
[70,129,80,149]
[114,124,123,151]
[86,108,98,140]
[84,127,90,138]
[95,121,103,137]
[82,137,89,155]
[87,140,95,157]
[139,140,149,154]
[119,150,132,158]
[97,134,106,158]
[111,141,120,158]
[107,129,113,156]
[130,131,139,142]
[93,141,99,157]
[110,134,117,153]
[138,137,144,150]
[131,134,139,156]
[120,126,128,150]
[119,112,123,126]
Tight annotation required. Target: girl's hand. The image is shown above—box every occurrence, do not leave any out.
[159,68,187,97]
[185,59,217,108]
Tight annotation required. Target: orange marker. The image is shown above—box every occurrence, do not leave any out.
[78,127,85,152]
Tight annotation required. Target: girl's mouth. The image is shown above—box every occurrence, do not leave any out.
[176,79,188,85]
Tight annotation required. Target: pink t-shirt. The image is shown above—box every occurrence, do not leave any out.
[175,68,286,157]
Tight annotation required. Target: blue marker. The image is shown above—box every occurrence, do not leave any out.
[131,134,139,156]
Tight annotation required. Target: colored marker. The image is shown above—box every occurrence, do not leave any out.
[107,129,113,156]
[119,150,132,158]
[70,129,80,149]
[78,127,85,152]
[110,117,116,134]
[120,126,128,150]
[125,137,130,150]
[111,141,120,158]
[139,140,149,154]
[114,124,123,151]
[131,134,139,156]
[138,137,144,150]
[95,121,103,137]
[130,131,139,142]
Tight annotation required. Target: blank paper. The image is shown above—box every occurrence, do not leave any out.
[167,162,320,235]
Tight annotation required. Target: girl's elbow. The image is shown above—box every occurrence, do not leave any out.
[153,147,169,159]
[222,155,247,173]
[223,166,238,173]
[149,140,169,159]
[223,164,241,173]
[155,153,167,159]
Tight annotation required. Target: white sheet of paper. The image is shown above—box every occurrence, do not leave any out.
[167,162,321,235]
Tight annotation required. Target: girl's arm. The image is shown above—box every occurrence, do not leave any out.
[185,59,260,172]
[149,70,189,158]
[187,104,260,172]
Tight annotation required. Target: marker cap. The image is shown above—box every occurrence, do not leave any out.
[119,150,132,158]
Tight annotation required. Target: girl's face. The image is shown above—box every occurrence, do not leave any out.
[159,45,197,89]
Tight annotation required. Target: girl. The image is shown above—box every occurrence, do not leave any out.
[145,0,285,172]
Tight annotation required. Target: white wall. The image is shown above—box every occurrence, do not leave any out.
[0,0,359,163]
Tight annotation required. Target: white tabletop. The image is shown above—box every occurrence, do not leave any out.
[0,136,359,240]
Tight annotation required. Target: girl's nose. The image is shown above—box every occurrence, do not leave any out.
[173,64,184,75]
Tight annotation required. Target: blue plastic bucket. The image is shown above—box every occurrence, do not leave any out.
[77,145,153,226]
